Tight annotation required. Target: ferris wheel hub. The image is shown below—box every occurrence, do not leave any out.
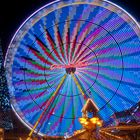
[66,67,76,74]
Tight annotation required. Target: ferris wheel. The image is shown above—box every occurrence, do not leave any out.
[4,0,140,138]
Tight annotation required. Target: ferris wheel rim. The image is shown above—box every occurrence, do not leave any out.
[4,0,140,137]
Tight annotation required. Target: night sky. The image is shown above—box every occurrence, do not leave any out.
[0,0,139,57]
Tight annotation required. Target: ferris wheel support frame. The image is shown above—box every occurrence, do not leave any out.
[27,74,67,140]
[71,72,99,111]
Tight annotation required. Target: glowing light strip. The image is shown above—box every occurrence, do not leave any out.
[71,73,86,99]
[27,74,67,139]
[50,61,89,70]
[4,0,140,137]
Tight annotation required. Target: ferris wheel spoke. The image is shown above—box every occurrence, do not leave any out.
[79,26,107,53]
[28,45,52,66]
[75,42,100,64]
[69,20,81,63]
[54,24,66,63]
[35,35,62,64]
[77,33,115,63]
[21,56,46,71]
[27,74,67,139]
[37,94,60,134]
[63,19,70,63]
[77,71,96,87]
[71,97,75,128]
[72,23,92,63]
[70,20,88,63]
[71,73,100,112]
[72,22,94,63]
[23,44,50,65]
[44,28,64,64]
[20,68,45,77]
[77,41,99,62]
[71,73,86,98]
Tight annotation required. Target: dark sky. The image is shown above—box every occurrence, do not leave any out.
[0,0,139,57]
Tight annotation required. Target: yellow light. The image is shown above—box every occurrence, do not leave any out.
[97,121,102,127]
[97,121,101,125]
[84,121,88,125]
[80,121,86,124]
[90,117,99,123]
[0,128,3,133]
[79,118,86,121]
[79,118,87,124]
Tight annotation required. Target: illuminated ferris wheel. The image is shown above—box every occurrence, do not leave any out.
[4,0,140,138]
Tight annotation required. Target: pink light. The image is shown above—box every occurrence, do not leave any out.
[50,61,89,70]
